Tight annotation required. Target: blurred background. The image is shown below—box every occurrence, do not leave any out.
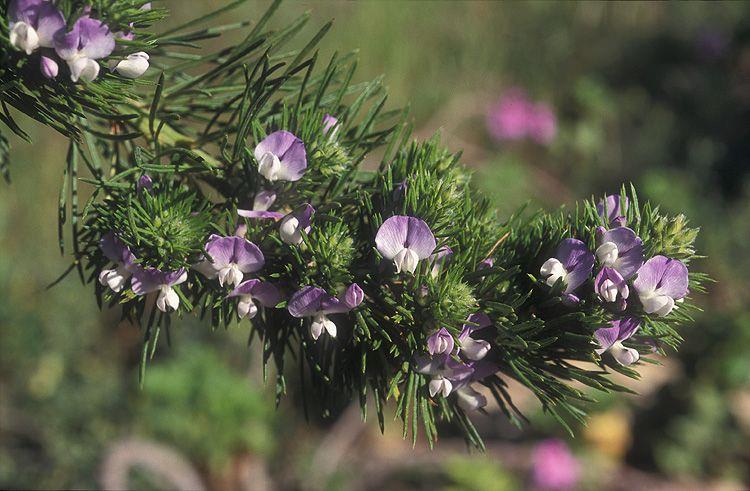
[2,1,749,489]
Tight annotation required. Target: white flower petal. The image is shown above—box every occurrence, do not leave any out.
[10,22,39,55]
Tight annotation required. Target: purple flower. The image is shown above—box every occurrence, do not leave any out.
[595,226,644,279]
[457,313,492,361]
[428,246,452,277]
[254,130,307,182]
[279,204,314,246]
[194,234,265,287]
[455,385,488,411]
[416,355,474,398]
[227,279,280,319]
[322,114,339,139]
[528,102,557,145]
[539,239,595,302]
[8,0,65,55]
[427,327,454,356]
[98,232,136,292]
[54,16,115,82]
[375,216,437,274]
[532,439,580,491]
[131,268,188,312]
[287,283,363,340]
[253,190,276,211]
[111,51,149,78]
[633,255,689,317]
[487,88,532,141]
[137,174,153,192]
[597,194,629,227]
[594,317,640,366]
[486,88,556,145]
[594,267,629,308]
[478,257,494,270]
[237,189,284,221]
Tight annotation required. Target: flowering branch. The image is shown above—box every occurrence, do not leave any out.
[2,0,708,449]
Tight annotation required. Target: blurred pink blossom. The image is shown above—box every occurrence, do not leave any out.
[486,88,557,145]
[532,439,580,491]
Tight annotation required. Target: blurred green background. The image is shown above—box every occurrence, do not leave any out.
[2,1,749,489]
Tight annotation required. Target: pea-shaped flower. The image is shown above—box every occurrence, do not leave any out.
[132,268,188,313]
[8,0,65,55]
[287,283,363,340]
[595,226,644,279]
[594,317,640,366]
[457,313,492,361]
[375,216,437,274]
[98,232,136,292]
[237,190,285,220]
[111,51,150,78]
[633,255,689,317]
[279,204,314,246]
[594,266,629,308]
[54,16,115,82]
[539,238,594,303]
[227,279,280,319]
[427,328,454,356]
[254,131,307,182]
[195,235,265,287]
[415,355,474,399]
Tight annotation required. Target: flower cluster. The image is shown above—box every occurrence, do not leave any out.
[48,3,705,447]
[96,121,366,342]
[539,194,690,366]
[7,0,151,82]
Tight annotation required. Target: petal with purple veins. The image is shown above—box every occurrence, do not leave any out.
[405,217,437,259]
[375,216,409,260]
[231,237,265,273]
[287,286,328,318]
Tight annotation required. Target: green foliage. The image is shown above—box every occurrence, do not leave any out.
[90,178,213,271]
[136,347,276,468]
[443,456,520,491]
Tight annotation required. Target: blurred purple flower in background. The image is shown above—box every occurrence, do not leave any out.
[532,439,580,491]
[486,88,557,145]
